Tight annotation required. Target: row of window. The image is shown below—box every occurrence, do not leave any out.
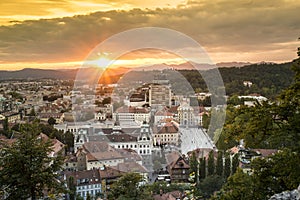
[77,184,101,190]
[139,149,150,154]
[77,189,101,197]
[154,134,177,138]
[115,144,150,149]
[156,138,177,142]
[89,159,121,165]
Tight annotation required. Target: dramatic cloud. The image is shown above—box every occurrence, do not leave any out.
[0,0,299,67]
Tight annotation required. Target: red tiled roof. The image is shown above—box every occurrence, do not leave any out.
[252,149,278,157]
[111,162,148,173]
[99,167,124,179]
[156,122,178,134]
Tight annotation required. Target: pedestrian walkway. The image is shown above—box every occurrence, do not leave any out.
[180,127,215,154]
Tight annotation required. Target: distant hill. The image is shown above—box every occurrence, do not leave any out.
[216,62,252,68]
[178,62,295,99]
[0,68,78,80]
[0,62,295,99]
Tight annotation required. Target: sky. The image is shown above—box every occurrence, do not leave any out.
[0,0,300,70]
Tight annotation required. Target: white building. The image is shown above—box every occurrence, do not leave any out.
[65,169,102,200]
[113,106,150,125]
[177,100,199,127]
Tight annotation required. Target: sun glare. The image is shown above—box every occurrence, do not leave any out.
[97,57,112,68]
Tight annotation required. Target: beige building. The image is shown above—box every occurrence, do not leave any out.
[154,122,180,146]
[76,141,125,171]
[178,100,199,127]
[149,84,171,108]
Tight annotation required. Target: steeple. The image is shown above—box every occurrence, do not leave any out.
[112,112,122,134]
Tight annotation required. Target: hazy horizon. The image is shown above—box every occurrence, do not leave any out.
[0,0,299,71]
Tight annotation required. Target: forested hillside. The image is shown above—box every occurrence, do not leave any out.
[179,62,295,99]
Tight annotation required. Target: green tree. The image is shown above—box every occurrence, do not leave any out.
[102,97,112,105]
[227,94,242,106]
[0,123,65,200]
[215,169,255,200]
[231,153,239,175]
[189,151,199,183]
[207,151,215,176]
[274,49,300,151]
[67,176,76,200]
[63,131,75,153]
[29,108,36,116]
[146,182,188,196]
[216,149,300,200]
[86,192,92,200]
[223,152,231,178]
[197,175,224,199]
[1,118,12,138]
[250,148,300,198]
[48,117,56,125]
[202,113,210,129]
[199,157,206,180]
[3,118,8,132]
[216,151,223,176]
[108,173,152,200]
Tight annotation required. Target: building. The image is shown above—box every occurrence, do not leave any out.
[99,166,125,195]
[37,133,65,157]
[74,122,153,157]
[37,112,64,124]
[177,99,200,127]
[153,122,180,146]
[154,108,174,125]
[94,104,113,121]
[63,154,78,171]
[1,111,21,123]
[65,169,102,200]
[113,106,150,125]
[111,162,149,183]
[76,141,125,171]
[149,73,171,108]
[166,152,190,183]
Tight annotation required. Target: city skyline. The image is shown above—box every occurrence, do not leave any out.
[0,0,300,70]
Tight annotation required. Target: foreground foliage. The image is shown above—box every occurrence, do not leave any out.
[211,44,300,200]
[0,123,65,200]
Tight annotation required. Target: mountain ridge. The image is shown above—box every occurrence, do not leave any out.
[0,61,289,80]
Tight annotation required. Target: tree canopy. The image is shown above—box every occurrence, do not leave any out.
[0,123,65,200]
[108,173,152,200]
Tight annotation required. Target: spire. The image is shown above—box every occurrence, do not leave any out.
[114,112,120,126]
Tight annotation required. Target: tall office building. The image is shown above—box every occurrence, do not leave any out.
[149,73,171,108]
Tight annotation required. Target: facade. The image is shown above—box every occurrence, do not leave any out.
[154,109,174,125]
[111,162,149,183]
[65,169,102,200]
[153,122,180,146]
[1,111,21,123]
[177,100,199,127]
[149,73,171,108]
[166,152,190,183]
[38,112,63,124]
[113,106,150,125]
[149,84,171,108]
[76,141,125,170]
